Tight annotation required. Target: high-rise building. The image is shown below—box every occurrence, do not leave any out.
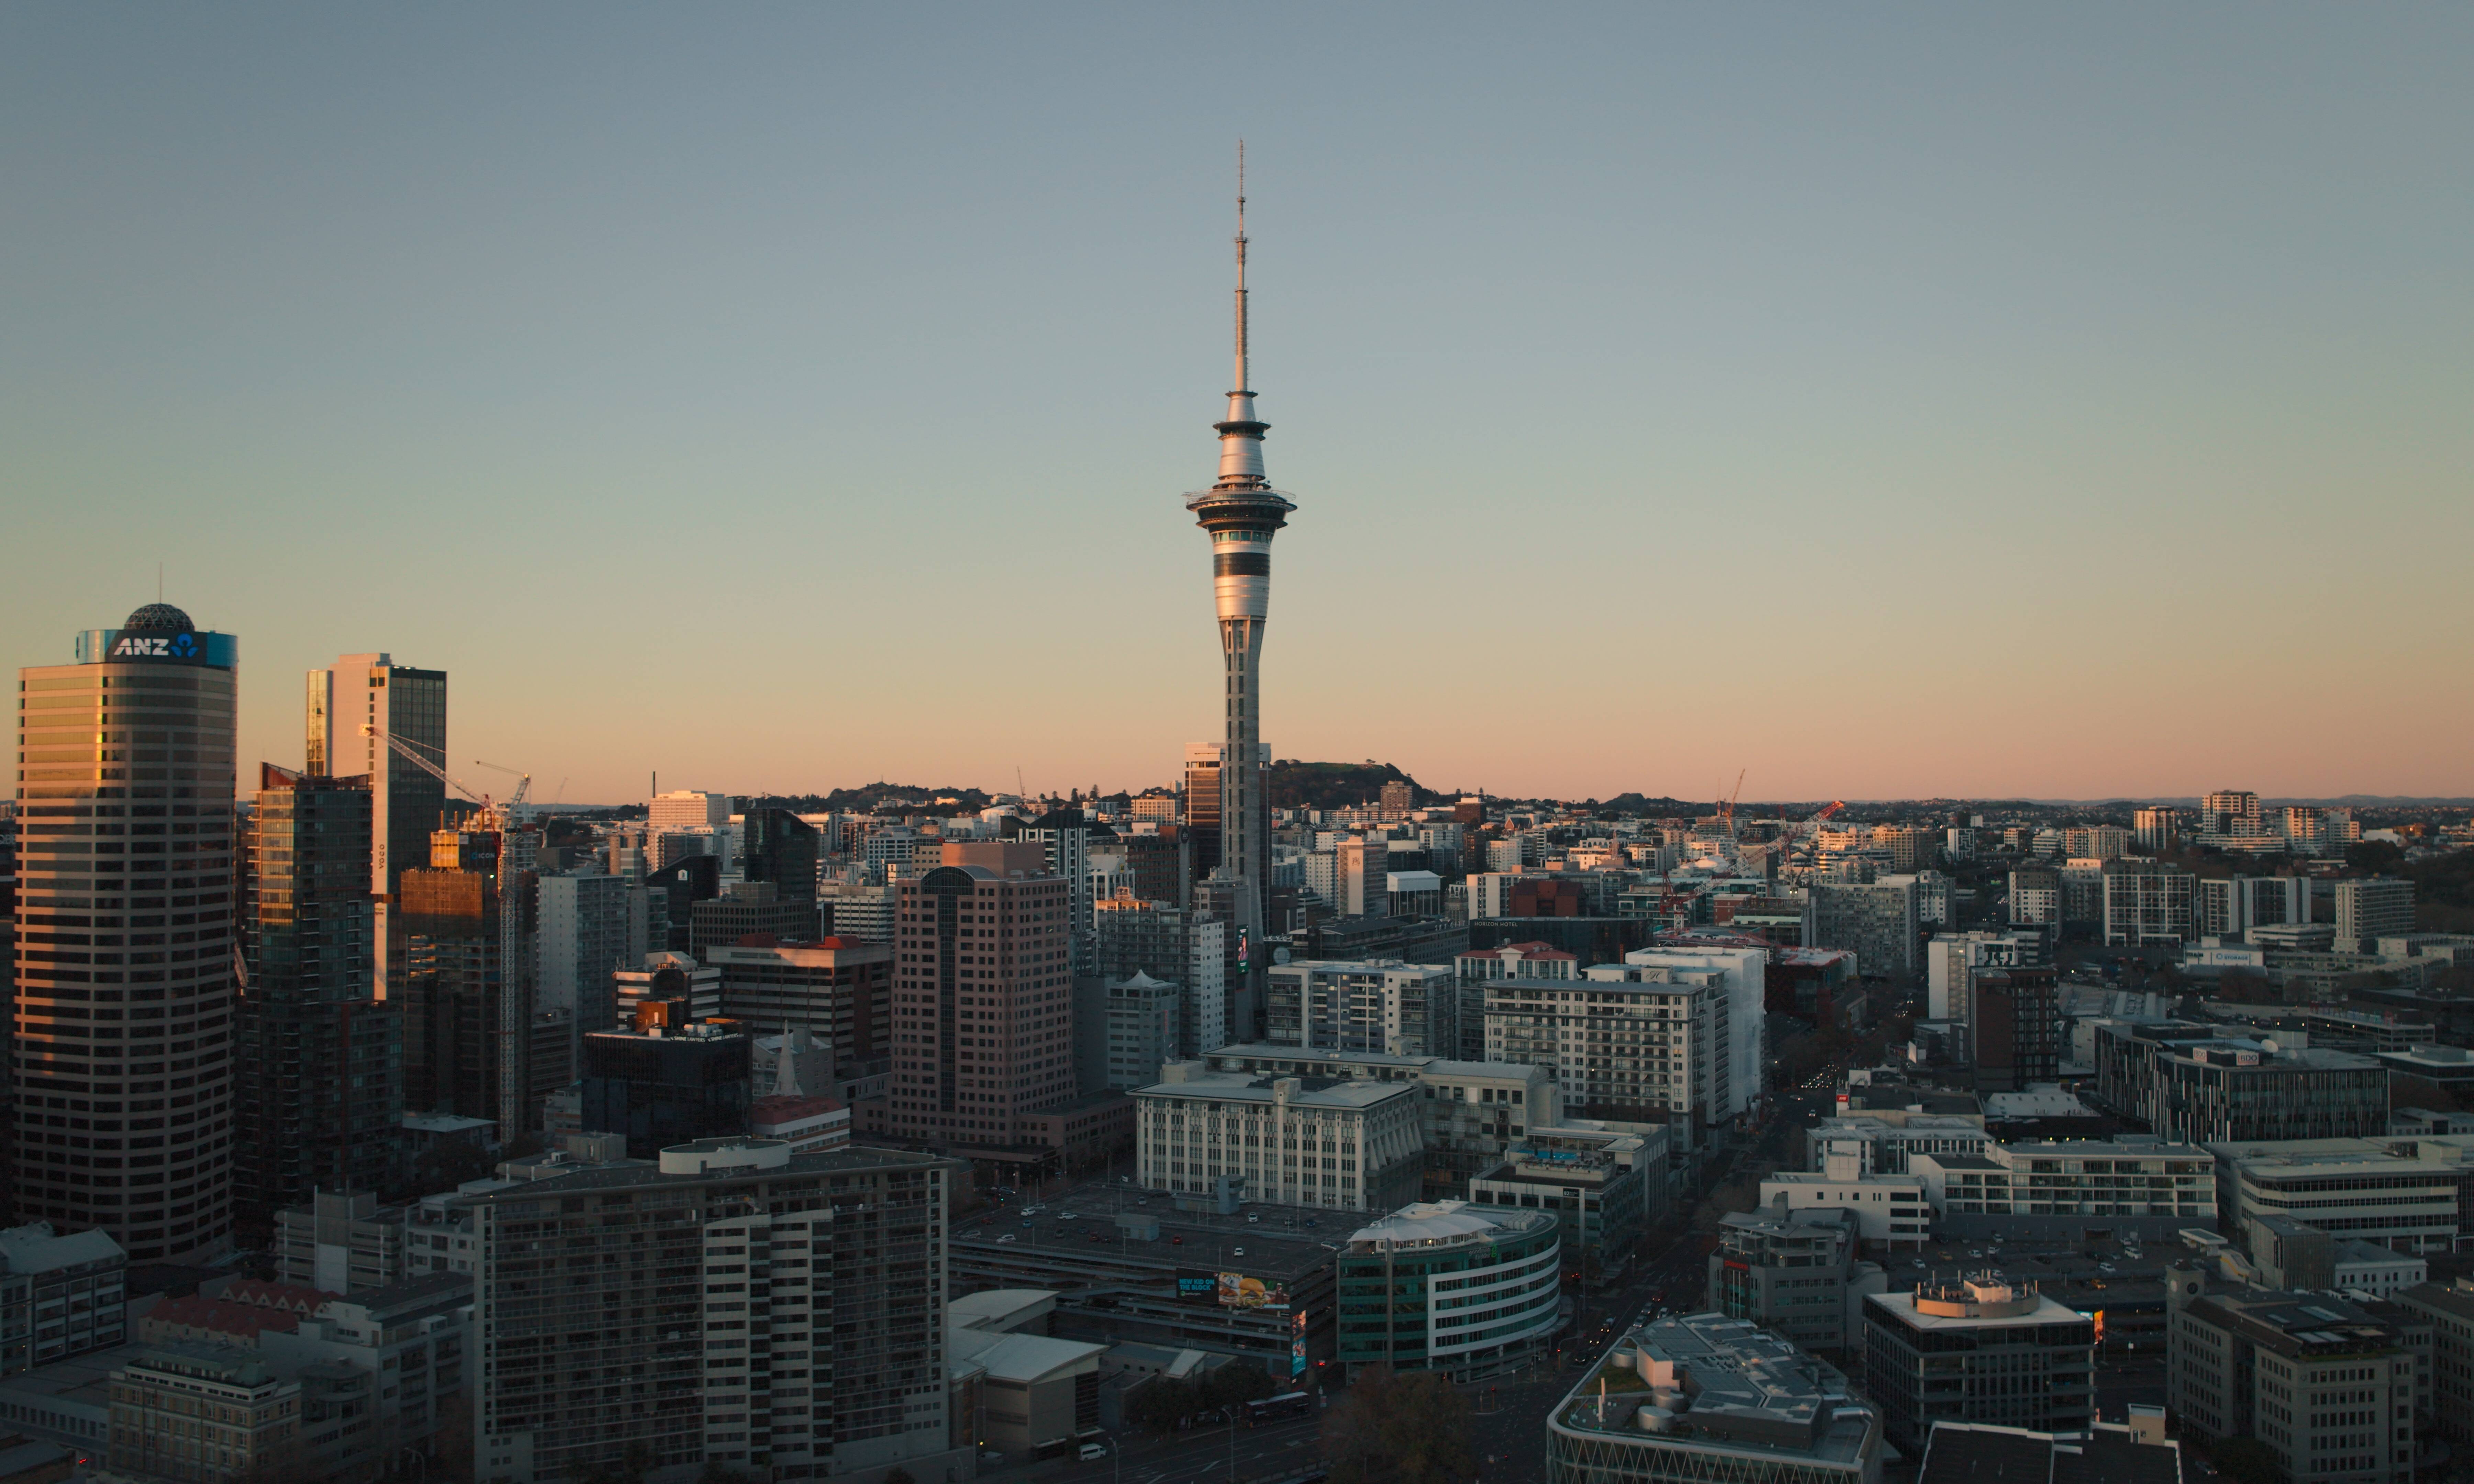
[579,1010,750,1158]
[534,870,633,1036]
[2134,806,2178,852]
[1183,163,1295,1061]
[705,936,892,1072]
[2102,859,2197,946]
[1091,895,1227,1057]
[1091,970,1182,1090]
[12,603,239,1262]
[2336,877,2417,953]
[740,805,821,902]
[237,768,402,1222]
[1970,968,2059,1092]
[2202,789,2263,835]
[1265,959,1457,1057]
[1017,807,1104,974]
[469,1141,962,1483]
[397,835,532,1134]
[648,789,731,834]
[886,857,1077,1145]
[2199,875,2308,940]
[688,881,817,958]
[305,653,447,1000]
[1804,876,1921,981]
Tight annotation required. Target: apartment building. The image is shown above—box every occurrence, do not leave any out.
[1804,1115,1992,1176]
[470,1140,960,1484]
[2338,879,2418,954]
[1265,959,1457,1058]
[0,1223,126,1375]
[2104,861,2197,947]
[1132,1063,1425,1212]
[2166,1267,2418,1484]
[1908,1137,2217,1241]
[1759,1151,1930,1250]
[1804,877,1920,981]
[1486,944,1764,1154]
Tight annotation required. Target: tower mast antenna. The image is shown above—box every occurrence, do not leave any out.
[1234,139,1248,394]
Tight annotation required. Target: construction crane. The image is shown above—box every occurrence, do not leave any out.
[473,760,534,824]
[1721,769,1746,839]
[363,725,486,806]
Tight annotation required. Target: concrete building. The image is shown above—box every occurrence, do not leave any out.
[1092,895,1228,1058]
[2243,1217,2428,1294]
[1804,1116,1993,1177]
[2103,860,2197,947]
[0,1225,126,1376]
[887,856,1078,1149]
[273,1190,414,1294]
[2135,807,2179,852]
[304,651,448,1003]
[2211,1136,2474,1253]
[2389,1280,2474,1444]
[1864,1275,2096,1453]
[705,935,891,1074]
[1094,970,1183,1091]
[2006,868,2060,929]
[1804,877,1920,982]
[469,1140,963,1484]
[1708,1205,1886,1357]
[12,604,241,1263]
[747,1093,851,1154]
[946,1300,1107,1463]
[2165,1267,2418,1483]
[1133,1063,1425,1213]
[1487,944,1765,1155]
[2094,1021,2389,1145]
[613,951,722,1022]
[1759,1152,1930,1251]
[1924,931,2044,1030]
[687,881,816,959]
[1334,1201,1561,1380]
[2199,875,2309,940]
[2338,878,2418,954]
[1545,1313,1882,1484]
[1917,1416,2183,1484]
[1909,1137,2217,1242]
[815,877,896,944]
[1467,1138,1643,1287]
[534,870,635,1035]
[1196,1043,1560,1202]
[1265,958,1457,1057]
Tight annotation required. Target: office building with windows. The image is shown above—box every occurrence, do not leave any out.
[237,768,402,1221]
[1545,1314,1882,1484]
[2211,1136,2474,1253]
[305,652,446,1000]
[1266,958,1457,1057]
[887,854,1077,1146]
[1134,1062,1424,1212]
[2337,878,2418,954]
[1334,1201,1560,1380]
[1467,1138,1643,1287]
[2165,1266,2418,1483]
[534,870,634,1036]
[1864,1275,2096,1453]
[2104,860,2198,946]
[1804,877,1920,982]
[1093,894,1228,1058]
[706,935,890,1073]
[469,1140,962,1484]
[2093,1021,2388,1145]
[1908,1137,2216,1242]
[739,805,820,902]
[580,1014,751,1159]
[12,603,240,1262]
[1708,1205,1883,1357]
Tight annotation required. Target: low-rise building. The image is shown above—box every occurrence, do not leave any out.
[1909,1138,2217,1243]
[1132,1064,1425,1213]
[1467,1139,1641,1288]
[0,1224,125,1376]
[1335,1202,1561,1381]
[1707,1204,1886,1358]
[2165,1266,2419,1482]
[1863,1275,2096,1454]
[2094,1021,2389,1145]
[1916,1414,2182,1484]
[1759,1149,1929,1251]
[2212,1136,2474,1254]
[2245,1216,2428,1295]
[747,1094,850,1154]
[103,1343,306,1484]
[1545,1313,1881,1484]
[1804,1115,1992,1176]
[2390,1280,2474,1443]
[946,1300,1106,1463]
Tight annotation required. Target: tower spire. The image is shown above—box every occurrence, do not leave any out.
[1235,139,1248,394]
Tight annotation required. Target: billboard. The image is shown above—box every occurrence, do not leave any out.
[1292,1308,1308,1377]
[1175,1269,1220,1304]
[1218,1272,1290,1311]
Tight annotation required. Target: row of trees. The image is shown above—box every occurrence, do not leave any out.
[1317,1367,1476,1484]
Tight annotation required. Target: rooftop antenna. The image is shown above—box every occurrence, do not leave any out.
[1234,139,1247,394]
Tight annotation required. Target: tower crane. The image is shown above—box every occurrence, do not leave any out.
[363,725,487,807]
[1722,769,1746,839]
[473,761,534,824]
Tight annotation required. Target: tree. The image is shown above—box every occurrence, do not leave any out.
[2210,1436,2282,1484]
[882,1470,916,1484]
[1320,1367,1476,1484]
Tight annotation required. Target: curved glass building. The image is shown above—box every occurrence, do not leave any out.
[1335,1199,1561,1381]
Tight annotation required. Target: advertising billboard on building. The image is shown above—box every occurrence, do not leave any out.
[1175,1269,1219,1303]
[1218,1272,1290,1311]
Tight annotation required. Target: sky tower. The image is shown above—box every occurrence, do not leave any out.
[1185,144,1294,1012]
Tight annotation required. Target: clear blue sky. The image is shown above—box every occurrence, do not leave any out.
[5,4,2469,803]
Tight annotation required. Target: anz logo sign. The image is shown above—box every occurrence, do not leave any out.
[111,631,201,661]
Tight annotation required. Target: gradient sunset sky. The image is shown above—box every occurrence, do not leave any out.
[5,6,2469,804]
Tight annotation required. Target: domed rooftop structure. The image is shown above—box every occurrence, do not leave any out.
[122,603,193,632]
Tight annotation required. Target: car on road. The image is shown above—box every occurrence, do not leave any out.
[1079,1441,1109,1461]
[998,1234,1016,1243]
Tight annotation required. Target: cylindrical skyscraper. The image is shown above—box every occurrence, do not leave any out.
[13,603,239,1262]
[1184,149,1294,1017]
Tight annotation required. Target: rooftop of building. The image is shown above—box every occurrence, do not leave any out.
[1718,1205,1858,1241]
[2208,1133,2474,1174]
[948,1289,1056,1333]
[453,1142,952,1201]
[947,1325,1108,1385]
[140,1296,301,1341]
[950,1178,1345,1280]
[1917,1420,2182,1484]
[1345,1200,1557,1251]
[1865,1276,2085,1330]
[1551,1313,1873,1465]
[1137,1066,1418,1111]
[750,1094,848,1123]
[2182,1287,2411,1359]
[0,1222,124,1275]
